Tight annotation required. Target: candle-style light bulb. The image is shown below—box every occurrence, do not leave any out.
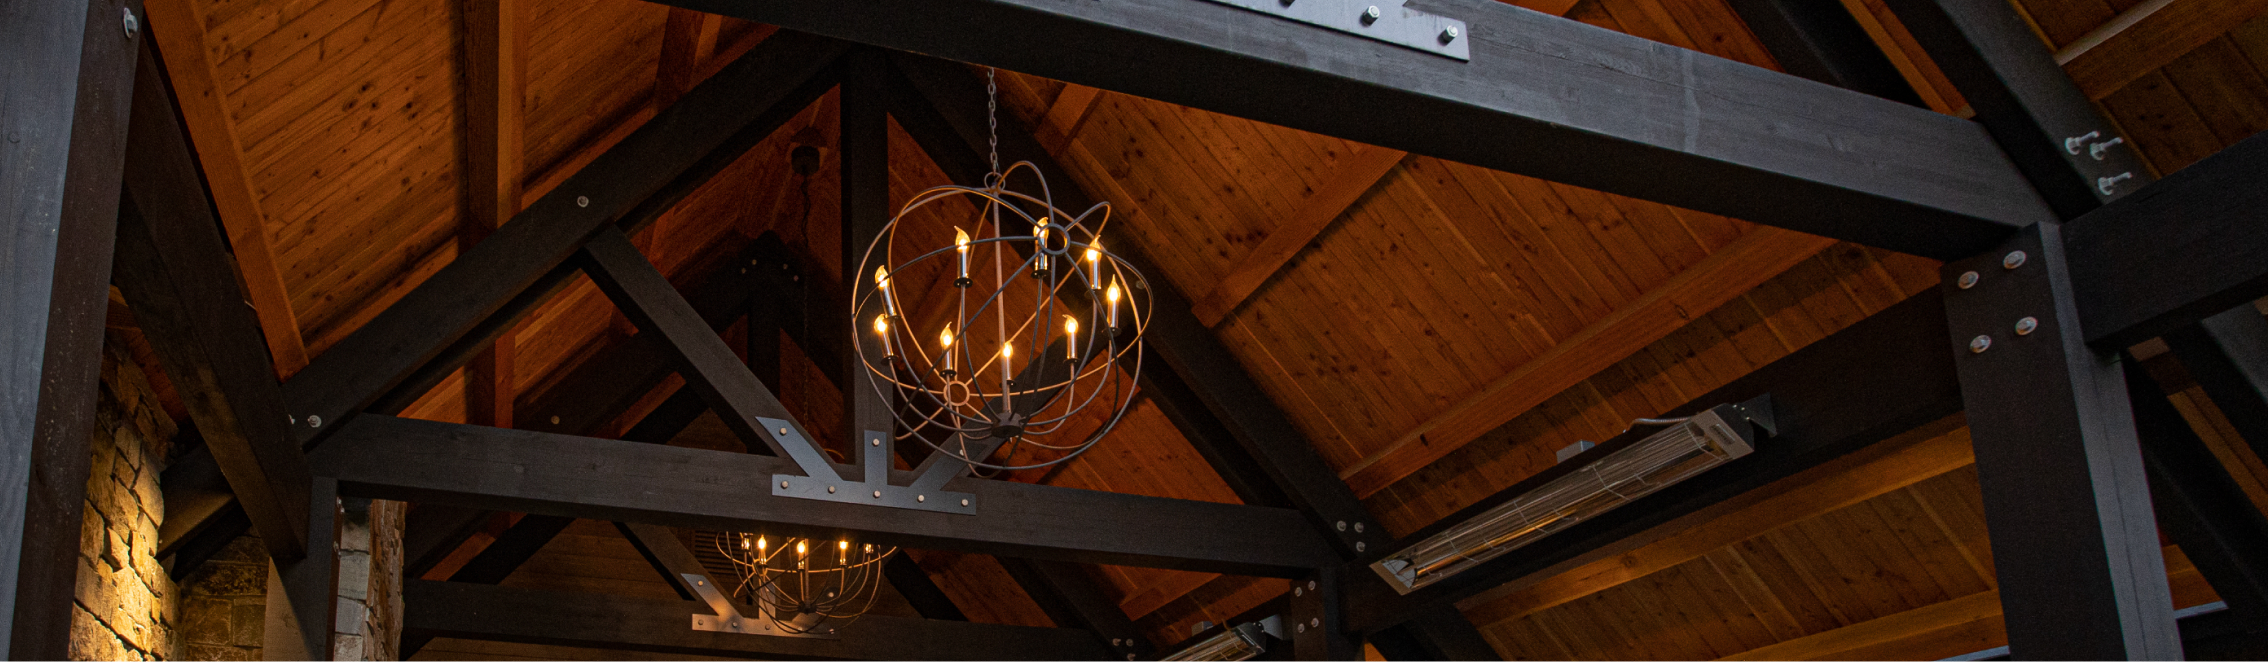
[875,315,894,359]
[874,265,899,317]
[1106,279,1123,332]
[740,535,750,550]
[838,540,849,564]
[939,324,957,375]
[757,536,768,566]
[1084,239,1103,289]
[796,540,807,557]
[1033,220,1051,278]
[954,227,972,287]
[1063,315,1079,359]
[1000,342,1015,409]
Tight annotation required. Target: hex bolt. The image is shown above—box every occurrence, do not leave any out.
[1969,335,1992,354]
[2097,172,2134,196]
[121,8,138,38]
[1335,520,1347,531]
[1353,523,1365,533]
[1956,271,1980,290]
[1441,25,1459,43]
[1361,5,1381,23]
[576,195,590,208]
[1356,541,1367,552]
[2015,317,2039,336]
[2002,251,2027,270]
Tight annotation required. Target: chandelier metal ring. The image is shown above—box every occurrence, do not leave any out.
[851,161,1152,472]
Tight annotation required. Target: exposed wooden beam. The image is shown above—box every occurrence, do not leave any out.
[1343,289,1965,633]
[2068,130,2268,349]
[2129,359,2268,629]
[998,558,1152,659]
[1883,0,2153,219]
[1034,84,1103,154]
[280,32,845,448]
[2164,307,2268,468]
[311,415,1339,574]
[0,1,136,653]
[840,49,894,449]
[2057,0,2268,100]
[1189,145,1407,327]
[117,51,314,559]
[1724,0,1925,105]
[1341,227,1840,498]
[655,0,2052,260]
[887,554,972,621]
[1461,416,1974,626]
[460,0,527,429]
[405,580,1109,660]
[140,0,310,377]
[656,8,721,109]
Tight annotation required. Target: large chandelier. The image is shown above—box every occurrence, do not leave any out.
[850,73,1149,473]
[708,531,898,634]
[852,158,1151,472]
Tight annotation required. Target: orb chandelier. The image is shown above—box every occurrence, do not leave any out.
[709,531,897,634]
[850,71,1151,472]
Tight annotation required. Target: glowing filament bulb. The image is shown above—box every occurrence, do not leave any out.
[1033,221,1051,276]
[1106,279,1123,331]
[838,540,849,564]
[1063,315,1080,359]
[739,535,750,550]
[757,536,768,565]
[874,265,899,317]
[796,540,807,557]
[954,227,971,284]
[939,324,956,373]
[1001,342,1014,387]
[1085,239,1103,289]
[874,315,894,358]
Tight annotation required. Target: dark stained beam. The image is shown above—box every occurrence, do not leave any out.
[0,0,137,653]
[116,41,312,559]
[1366,605,1498,661]
[1724,0,1923,106]
[651,0,2051,260]
[280,32,846,448]
[458,0,527,429]
[2164,307,2268,465]
[840,48,894,446]
[2128,359,2268,632]
[312,416,1338,575]
[1941,225,2177,659]
[886,554,970,622]
[1881,0,2153,219]
[405,580,1108,660]
[1344,289,1964,633]
[270,478,342,659]
[998,558,1150,659]
[2063,124,2268,351]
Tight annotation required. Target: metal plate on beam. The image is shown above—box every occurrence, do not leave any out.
[1200,0,1470,61]
[761,416,976,515]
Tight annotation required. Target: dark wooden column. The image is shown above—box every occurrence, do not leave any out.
[1940,224,2178,659]
[840,48,894,447]
[0,0,140,654]
[2127,360,2268,630]
[2164,308,2268,466]
[269,477,343,659]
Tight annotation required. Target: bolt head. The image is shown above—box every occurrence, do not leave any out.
[576,195,590,208]
[1297,624,1307,634]
[782,480,790,488]
[1336,520,1347,531]
[1356,541,1367,552]
[873,490,883,498]
[307,415,323,428]
[1294,587,1304,597]
[827,485,835,494]
[779,427,790,435]
[961,498,971,507]
[2015,316,2039,336]
[1354,522,1365,533]
[1969,335,1992,354]
[1441,25,1459,42]
[2002,250,2027,270]
[917,494,926,502]
[1311,617,1321,627]
[1362,5,1381,21]
[1956,271,1979,290]
[871,437,882,446]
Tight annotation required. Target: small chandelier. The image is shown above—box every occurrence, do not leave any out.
[710,532,897,634]
[853,159,1151,472]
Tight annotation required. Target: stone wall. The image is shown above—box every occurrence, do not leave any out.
[72,332,406,661]
[72,338,183,660]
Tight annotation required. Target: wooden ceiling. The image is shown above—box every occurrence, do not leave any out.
[111,0,2268,657]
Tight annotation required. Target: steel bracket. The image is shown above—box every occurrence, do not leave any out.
[1199,0,1471,61]
[683,572,838,638]
[763,417,977,515]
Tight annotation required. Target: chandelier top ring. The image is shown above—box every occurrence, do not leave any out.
[851,160,1152,473]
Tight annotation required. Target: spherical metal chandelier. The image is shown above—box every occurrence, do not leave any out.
[851,154,1151,472]
[709,532,897,634]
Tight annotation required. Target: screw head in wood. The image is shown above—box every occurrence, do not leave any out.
[1956,271,1979,289]
[2015,317,2039,335]
[1969,335,1991,354]
[576,195,590,208]
[2002,251,2026,270]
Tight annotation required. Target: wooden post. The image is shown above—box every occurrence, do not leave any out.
[1940,224,2179,659]
[0,0,139,654]
[840,49,894,451]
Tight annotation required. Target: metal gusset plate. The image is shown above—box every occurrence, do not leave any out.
[762,417,977,515]
[1199,0,1471,61]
